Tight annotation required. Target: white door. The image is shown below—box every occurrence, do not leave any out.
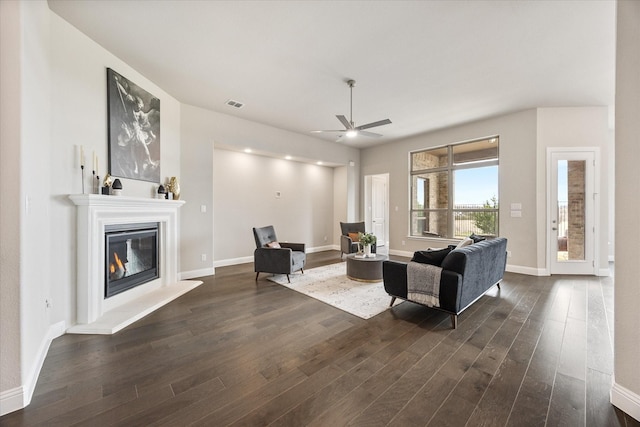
[371,175,387,247]
[548,149,597,275]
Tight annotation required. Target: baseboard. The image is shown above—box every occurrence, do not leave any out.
[505,264,549,276]
[180,267,215,280]
[1,321,66,416]
[214,256,252,268]
[611,378,640,422]
[0,386,24,416]
[598,267,611,277]
[212,245,339,269]
[307,244,338,253]
[388,248,413,258]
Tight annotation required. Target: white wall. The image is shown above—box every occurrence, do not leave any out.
[360,107,612,275]
[613,0,640,419]
[1,1,184,414]
[212,149,335,264]
[536,107,612,274]
[179,105,215,278]
[361,109,540,273]
[49,11,182,327]
[19,0,53,406]
[0,0,24,412]
[179,104,360,273]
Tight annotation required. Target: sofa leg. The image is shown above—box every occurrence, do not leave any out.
[255,272,260,281]
[389,296,396,307]
[497,282,501,290]
[451,314,458,329]
[286,274,290,283]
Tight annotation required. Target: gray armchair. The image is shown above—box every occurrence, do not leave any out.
[253,225,306,283]
[340,221,376,259]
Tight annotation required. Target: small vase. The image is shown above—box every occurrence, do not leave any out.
[364,244,372,258]
[168,177,180,200]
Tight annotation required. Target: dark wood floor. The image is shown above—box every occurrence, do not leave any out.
[2,251,638,427]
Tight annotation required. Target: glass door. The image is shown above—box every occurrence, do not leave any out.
[549,150,595,275]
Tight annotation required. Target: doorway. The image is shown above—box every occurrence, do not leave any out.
[364,173,389,248]
[548,148,598,275]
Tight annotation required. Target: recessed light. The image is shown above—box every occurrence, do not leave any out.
[244,148,252,153]
[285,155,292,160]
[317,161,323,165]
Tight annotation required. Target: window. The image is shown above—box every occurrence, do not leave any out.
[410,137,499,239]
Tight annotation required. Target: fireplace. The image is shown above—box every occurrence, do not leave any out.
[105,222,159,298]
[69,194,202,334]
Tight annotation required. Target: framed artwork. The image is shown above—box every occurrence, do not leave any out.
[107,68,160,183]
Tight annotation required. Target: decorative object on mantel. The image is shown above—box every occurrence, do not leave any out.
[102,173,112,195]
[79,145,86,194]
[157,184,166,199]
[107,68,160,183]
[166,176,180,200]
[111,178,123,196]
[358,232,377,258]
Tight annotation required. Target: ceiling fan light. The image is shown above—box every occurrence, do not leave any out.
[346,129,358,138]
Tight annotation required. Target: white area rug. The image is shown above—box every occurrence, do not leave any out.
[266,262,402,319]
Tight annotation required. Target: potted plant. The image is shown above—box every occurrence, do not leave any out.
[358,232,377,257]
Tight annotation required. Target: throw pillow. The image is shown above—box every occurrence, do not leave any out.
[266,241,281,248]
[348,232,360,242]
[411,247,452,266]
[455,237,474,249]
[469,233,486,243]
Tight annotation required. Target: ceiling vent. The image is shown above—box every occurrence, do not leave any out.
[225,99,244,109]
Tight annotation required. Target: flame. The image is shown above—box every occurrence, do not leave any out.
[110,252,125,278]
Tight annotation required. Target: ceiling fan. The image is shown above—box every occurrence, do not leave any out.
[312,79,391,139]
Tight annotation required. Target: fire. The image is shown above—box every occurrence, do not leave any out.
[109,252,126,279]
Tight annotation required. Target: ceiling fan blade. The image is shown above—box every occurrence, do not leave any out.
[358,130,383,138]
[336,115,353,129]
[311,130,346,134]
[355,118,392,131]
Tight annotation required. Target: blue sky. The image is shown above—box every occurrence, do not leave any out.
[454,166,498,205]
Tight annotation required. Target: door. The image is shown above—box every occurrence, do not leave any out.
[370,174,388,247]
[548,149,596,275]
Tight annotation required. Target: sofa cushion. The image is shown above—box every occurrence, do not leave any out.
[348,232,360,242]
[469,233,486,243]
[266,241,281,248]
[411,248,452,266]
[455,237,474,249]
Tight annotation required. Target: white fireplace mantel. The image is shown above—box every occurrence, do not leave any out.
[68,194,202,334]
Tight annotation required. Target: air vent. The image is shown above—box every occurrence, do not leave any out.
[225,99,244,109]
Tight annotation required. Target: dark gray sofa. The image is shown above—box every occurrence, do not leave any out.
[383,237,507,328]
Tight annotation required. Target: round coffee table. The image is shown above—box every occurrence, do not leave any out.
[346,253,388,282]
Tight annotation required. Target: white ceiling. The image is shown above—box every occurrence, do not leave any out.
[48,0,616,148]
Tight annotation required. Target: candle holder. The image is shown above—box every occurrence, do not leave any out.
[81,165,85,194]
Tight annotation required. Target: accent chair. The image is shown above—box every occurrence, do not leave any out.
[253,225,306,283]
[339,221,376,259]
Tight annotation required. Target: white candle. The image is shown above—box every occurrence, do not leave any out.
[80,145,85,167]
[93,151,97,172]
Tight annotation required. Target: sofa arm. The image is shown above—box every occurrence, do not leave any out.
[341,235,354,254]
[280,242,305,252]
[382,260,408,299]
[254,247,292,272]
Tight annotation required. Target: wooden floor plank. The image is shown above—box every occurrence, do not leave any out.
[0,251,634,427]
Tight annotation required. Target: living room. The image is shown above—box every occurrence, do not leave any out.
[1,0,639,424]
